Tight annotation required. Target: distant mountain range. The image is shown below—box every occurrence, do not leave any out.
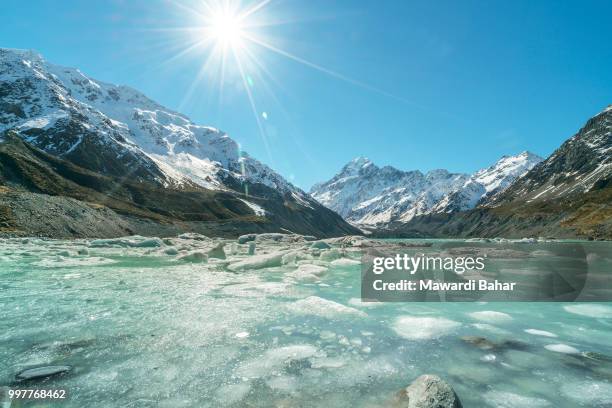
[310,152,542,226]
[311,106,611,239]
[0,48,357,238]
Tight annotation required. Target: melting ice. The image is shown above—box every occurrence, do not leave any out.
[0,235,611,407]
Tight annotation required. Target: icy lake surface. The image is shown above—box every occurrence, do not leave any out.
[1,235,611,407]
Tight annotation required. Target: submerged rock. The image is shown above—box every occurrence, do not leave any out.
[16,365,71,381]
[461,335,529,352]
[393,375,462,408]
[461,336,496,350]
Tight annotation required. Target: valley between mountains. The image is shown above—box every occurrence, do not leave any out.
[0,48,610,239]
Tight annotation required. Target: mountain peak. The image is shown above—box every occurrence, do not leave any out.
[349,156,372,167]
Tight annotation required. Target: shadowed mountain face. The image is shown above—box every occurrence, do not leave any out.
[0,48,358,238]
[383,106,612,239]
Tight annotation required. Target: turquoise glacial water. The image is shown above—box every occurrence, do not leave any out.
[0,237,611,407]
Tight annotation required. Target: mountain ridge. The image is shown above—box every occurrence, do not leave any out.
[310,151,542,227]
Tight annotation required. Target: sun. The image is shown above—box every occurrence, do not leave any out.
[210,11,244,48]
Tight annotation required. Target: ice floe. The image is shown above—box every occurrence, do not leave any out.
[524,329,557,337]
[563,304,612,318]
[393,316,460,340]
[468,311,513,323]
[544,344,580,354]
[286,296,367,318]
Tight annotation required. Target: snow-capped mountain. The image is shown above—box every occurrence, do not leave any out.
[310,152,542,227]
[0,48,307,193]
[0,48,313,201]
[310,157,470,226]
[432,151,542,213]
[0,48,358,237]
[386,106,611,239]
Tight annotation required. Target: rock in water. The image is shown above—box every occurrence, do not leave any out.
[394,375,462,408]
[16,365,71,381]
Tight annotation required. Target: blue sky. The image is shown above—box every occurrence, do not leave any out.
[2,0,611,189]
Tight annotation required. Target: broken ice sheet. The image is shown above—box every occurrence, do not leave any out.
[1,236,611,407]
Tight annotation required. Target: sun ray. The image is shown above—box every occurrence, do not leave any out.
[242,33,415,105]
[232,45,274,164]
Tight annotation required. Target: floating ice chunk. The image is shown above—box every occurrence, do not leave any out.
[235,345,318,378]
[33,257,116,268]
[468,311,513,323]
[16,365,71,380]
[544,344,580,354]
[227,251,287,271]
[524,329,557,338]
[266,376,298,392]
[330,258,360,266]
[287,264,328,282]
[286,296,367,318]
[164,247,179,255]
[89,236,164,248]
[319,330,336,340]
[206,243,226,259]
[393,316,460,340]
[319,249,341,261]
[481,354,496,362]
[281,252,297,265]
[310,356,347,369]
[237,234,257,244]
[177,251,207,263]
[471,323,511,336]
[311,241,331,250]
[561,380,612,406]
[215,382,251,404]
[483,391,551,407]
[348,298,382,308]
[563,304,612,318]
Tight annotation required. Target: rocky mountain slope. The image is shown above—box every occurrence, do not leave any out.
[385,106,612,239]
[311,152,541,227]
[0,48,358,238]
[489,105,611,206]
